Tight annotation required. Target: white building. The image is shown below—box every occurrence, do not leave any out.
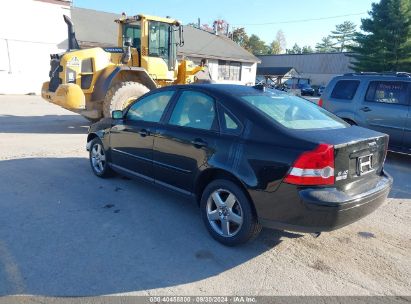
[0,0,71,94]
[178,26,259,86]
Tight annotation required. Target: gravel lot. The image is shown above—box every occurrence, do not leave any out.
[0,95,410,296]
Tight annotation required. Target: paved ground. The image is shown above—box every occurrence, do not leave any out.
[0,95,410,296]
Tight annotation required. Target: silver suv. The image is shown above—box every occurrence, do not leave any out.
[321,72,411,154]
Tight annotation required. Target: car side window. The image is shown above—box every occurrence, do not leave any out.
[126,91,174,123]
[330,80,360,100]
[365,81,409,105]
[219,105,242,135]
[169,91,217,131]
[225,113,238,130]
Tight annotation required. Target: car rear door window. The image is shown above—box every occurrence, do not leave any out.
[169,91,217,131]
[126,91,174,122]
[365,81,409,105]
[330,80,360,100]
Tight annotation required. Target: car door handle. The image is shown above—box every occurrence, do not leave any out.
[360,107,372,112]
[138,129,150,137]
[191,139,207,148]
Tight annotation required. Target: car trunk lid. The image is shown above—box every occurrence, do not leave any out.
[292,126,388,190]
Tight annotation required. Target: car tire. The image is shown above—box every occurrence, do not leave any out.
[89,138,114,178]
[200,179,262,246]
[103,81,150,118]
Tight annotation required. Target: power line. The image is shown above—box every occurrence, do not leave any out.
[232,12,367,26]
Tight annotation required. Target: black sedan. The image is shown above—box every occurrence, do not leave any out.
[300,84,316,96]
[86,84,392,246]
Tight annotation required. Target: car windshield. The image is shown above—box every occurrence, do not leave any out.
[240,90,347,130]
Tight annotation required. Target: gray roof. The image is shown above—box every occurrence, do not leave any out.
[71,7,259,63]
[72,7,119,47]
[179,27,259,63]
[258,53,354,74]
[256,67,296,76]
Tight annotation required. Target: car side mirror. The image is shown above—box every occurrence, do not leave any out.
[112,110,123,120]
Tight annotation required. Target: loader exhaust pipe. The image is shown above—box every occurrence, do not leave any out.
[63,15,80,51]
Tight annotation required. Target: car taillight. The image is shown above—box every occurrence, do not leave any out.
[318,98,323,107]
[284,144,335,186]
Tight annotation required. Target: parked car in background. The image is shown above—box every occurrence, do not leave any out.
[321,72,411,154]
[299,83,315,96]
[87,84,392,246]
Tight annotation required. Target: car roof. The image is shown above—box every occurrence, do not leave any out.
[159,84,267,96]
[332,72,411,82]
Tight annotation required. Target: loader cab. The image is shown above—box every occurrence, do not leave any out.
[117,14,183,81]
[123,24,141,54]
[147,21,176,72]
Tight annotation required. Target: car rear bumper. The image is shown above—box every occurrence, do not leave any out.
[257,172,393,233]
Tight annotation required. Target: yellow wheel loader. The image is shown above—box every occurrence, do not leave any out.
[41,13,206,120]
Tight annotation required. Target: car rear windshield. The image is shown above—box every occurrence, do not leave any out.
[241,90,347,130]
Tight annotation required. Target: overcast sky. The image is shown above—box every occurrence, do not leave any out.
[73,0,376,48]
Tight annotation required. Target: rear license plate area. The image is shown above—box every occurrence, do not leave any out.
[356,154,374,176]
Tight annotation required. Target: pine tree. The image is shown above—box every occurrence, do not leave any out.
[351,0,411,72]
[331,21,357,52]
[287,43,302,54]
[315,36,335,53]
[302,46,314,54]
[248,34,270,55]
[232,28,250,50]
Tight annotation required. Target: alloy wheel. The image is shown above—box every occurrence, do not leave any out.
[206,189,244,237]
[91,143,106,174]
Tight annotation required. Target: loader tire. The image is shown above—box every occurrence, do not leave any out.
[103,81,150,118]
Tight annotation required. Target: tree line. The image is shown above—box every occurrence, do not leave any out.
[187,0,411,72]
[230,20,356,56]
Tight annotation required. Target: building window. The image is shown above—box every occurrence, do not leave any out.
[218,60,241,81]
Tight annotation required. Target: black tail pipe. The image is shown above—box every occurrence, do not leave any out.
[63,15,80,50]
